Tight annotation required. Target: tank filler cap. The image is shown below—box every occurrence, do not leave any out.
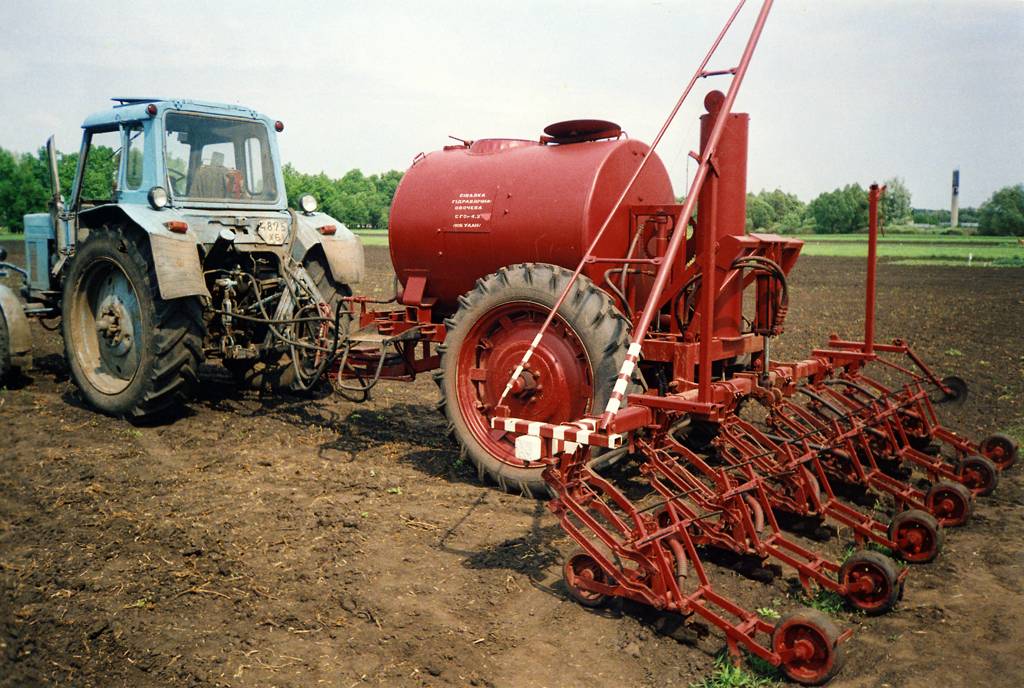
[541,119,622,145]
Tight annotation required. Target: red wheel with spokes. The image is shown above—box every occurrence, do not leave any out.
[979,433,1018,470]
[958,455,999,496]
[772,608,845,685]
[888,509,942,563]
[925,481,972,527]
[438,263,634,496]
[564,551,612,608]
[839,550,901,615]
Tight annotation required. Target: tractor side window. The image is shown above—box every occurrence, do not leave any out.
[80,129,122,203]
[124,124,145,190]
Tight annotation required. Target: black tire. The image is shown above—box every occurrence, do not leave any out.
[0,307,11,384]
[958,455,999,497]
[62,225,204,419]
[888,509,942,564]
[302,246,352,313]
[924,480,973,527]
[772,608,846,685]
[979,432,1018,470]
[563,550,611,608]
[839,550,901,615]
[437,263,636,497]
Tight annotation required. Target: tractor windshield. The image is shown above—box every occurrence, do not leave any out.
[163,112,278,204]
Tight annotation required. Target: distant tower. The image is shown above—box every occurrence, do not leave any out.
[951,168,960,228]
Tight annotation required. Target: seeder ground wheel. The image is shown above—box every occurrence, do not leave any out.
[437,263,633,496]
[838,550,901,615]
[958,455,999,496]
[772,608,845,685]
[924,481,973,527]
[978,433,1019,470]
[563,551,612,608]
[888,509,943,563]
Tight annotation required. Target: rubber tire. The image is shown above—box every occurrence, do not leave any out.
[839,550,901,615]
[772,608,846,686]
[563,551,611,609]
[0,307,11,385]
[436,263,635,497]
[958,455,999,497]
[62,225,204,419]
[888,509,943,564]
[979,433,1018,470]
[302,246,352,313]
[924,480,973,527]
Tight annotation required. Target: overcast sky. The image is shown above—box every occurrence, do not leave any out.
[0,0,1020,208]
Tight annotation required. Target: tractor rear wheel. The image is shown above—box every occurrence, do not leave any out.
[437,263,635,497]
[0,307,11,384]
[62,226,204,419]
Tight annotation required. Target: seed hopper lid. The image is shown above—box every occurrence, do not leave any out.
[542,119,622,144]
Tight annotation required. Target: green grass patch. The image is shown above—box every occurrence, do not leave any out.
[0,231,22,241]
[803,589,846,615]
[793,235,1023,265]
[353,229,389,246]
[690,653,781,688]
[1003,421,1024,447]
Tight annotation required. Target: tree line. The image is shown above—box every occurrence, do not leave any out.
[0,145,403,232]
[2,144,1022,236]
[741,178,1023,236]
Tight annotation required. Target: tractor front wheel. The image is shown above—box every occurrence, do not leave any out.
[62,226,204,419]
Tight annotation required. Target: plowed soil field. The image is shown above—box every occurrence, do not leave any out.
[2,241,1022,688]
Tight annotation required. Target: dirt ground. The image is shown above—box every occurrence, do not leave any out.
[1,241,1022,688]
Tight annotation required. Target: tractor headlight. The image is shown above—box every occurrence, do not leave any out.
[148,186,169,210]
[299,194,318,214]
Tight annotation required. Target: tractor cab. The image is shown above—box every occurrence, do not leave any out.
[22,98,292,295]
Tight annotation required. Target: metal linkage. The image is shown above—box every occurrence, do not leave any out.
[544,441,851,685]
[767,391,974,529]
[710,412,943,564]
[638,436,908,615]
[812,379,1000,497]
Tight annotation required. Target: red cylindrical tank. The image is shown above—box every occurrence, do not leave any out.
[389,135,675,312]
[697,91,749,339]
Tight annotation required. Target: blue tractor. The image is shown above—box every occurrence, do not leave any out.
[0,98,364,417]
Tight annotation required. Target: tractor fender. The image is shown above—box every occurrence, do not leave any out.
[290,212,365,286]
[0,284,32,369]
[78,204,209,301]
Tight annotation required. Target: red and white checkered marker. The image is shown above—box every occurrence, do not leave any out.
[491,415,624,461]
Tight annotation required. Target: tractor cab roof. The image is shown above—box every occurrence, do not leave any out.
[81,98,272,130]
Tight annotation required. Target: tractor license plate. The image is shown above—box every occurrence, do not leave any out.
[257,220,287,245]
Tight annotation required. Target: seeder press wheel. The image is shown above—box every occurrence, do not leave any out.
[437,263,635,496]
[839,550,902,615]
[979,433,1019,470]
[888,509,943,564]
[772,609,846,685]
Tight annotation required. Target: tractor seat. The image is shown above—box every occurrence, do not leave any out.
[191,151,229,198]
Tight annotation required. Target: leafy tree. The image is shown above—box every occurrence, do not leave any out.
[746,195,774,230]
[978,184,1024,236]
[880,177,912,225]
[744,188,806,233]
[807,184,868,234]
[281,163,403,228]
[0,149,48,232]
